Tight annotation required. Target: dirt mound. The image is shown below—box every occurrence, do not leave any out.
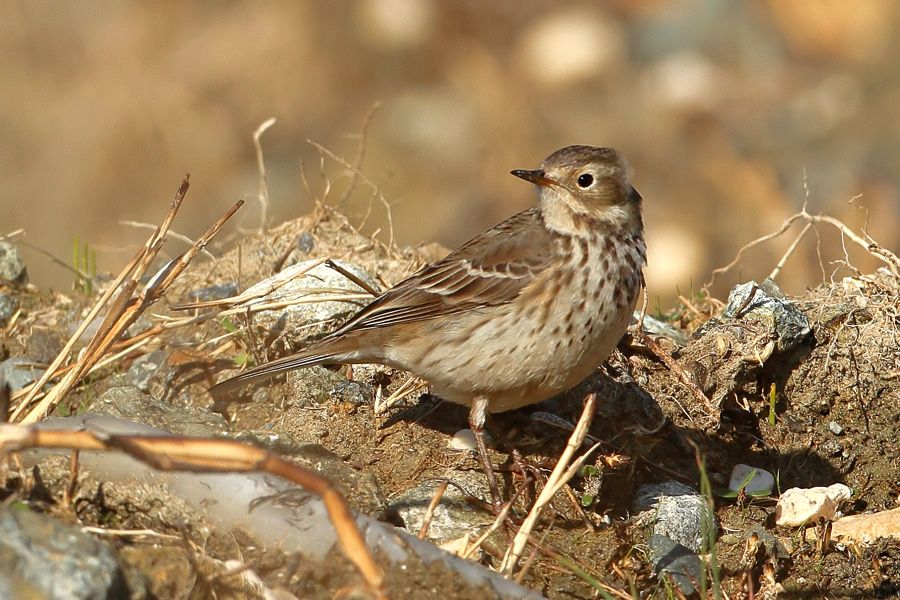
[2,205,898,598]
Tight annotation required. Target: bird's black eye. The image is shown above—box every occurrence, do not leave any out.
[577,173,594,188]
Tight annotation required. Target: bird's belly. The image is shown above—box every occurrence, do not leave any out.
[402,265,639,412]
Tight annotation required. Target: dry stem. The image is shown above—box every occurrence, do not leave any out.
[12,179,243,423]
[0,423,386,599]
[706,207,899,291]
[253,117,277,234]
[500,392,598,576]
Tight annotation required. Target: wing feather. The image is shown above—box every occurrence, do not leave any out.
[329,208,560,336]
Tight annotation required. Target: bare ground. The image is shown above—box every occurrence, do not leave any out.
[2,207,898,599]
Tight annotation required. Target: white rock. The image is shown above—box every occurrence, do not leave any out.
[729,464,774,496]
[775,484,852,527]
[448,428,492,451]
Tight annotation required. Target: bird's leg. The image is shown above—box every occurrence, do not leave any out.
[469,396,503,513]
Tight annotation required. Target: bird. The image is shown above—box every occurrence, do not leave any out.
[211,145,647,510]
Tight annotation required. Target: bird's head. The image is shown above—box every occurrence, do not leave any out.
[512,145,642,233]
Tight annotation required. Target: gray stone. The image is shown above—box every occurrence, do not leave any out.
[390,471,493,545]
[244,259,378,350]
[745,525,791,561]
[126,350,166,392]
[634,311,689,346]
[0,507,127,599]
[0,358,45,393]
[87,385,228,437]
[722,279,811,353]
[187,282,239,302]
[26,415,541,600]
[729,464,774,496]
[330,378,373,404]
[0,292,17,327]
[296,231,316,254]
[0,241,27,284]
[286,366,352,407]
[648,534,703,596]
[633,481,715,553]
[828,420,844,436]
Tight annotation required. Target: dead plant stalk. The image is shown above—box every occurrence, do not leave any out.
[0,423,386,600]
[500,392,600,576]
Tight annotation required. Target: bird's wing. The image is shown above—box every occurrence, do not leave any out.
[329,208,560,335]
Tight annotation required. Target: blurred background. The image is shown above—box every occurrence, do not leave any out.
[2,0,898,306]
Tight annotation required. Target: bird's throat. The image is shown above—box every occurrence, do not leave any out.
[539,192,590,235]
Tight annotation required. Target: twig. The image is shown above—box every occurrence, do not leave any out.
[460,486,526,560]
[374,376,429,415]
[15,180,243,423]
[119,221,216,261]
[635,330,718,421]
[63,449,80,507]
[706,206,899,290]
[307,140,397,250]
[325,259,380,296]
[0,423,386,600]
[81,526,178,539]
[515,526,552,584]
[539,544,634,600]
[12,237,93,284]
[768,222,812,281]
[706,214,802,289]
[172,258,327,311]
[338,103,380,207]
[11,233,153,421]
[417,480,449,539]
[500,392,598,576]
[253,118,277,234]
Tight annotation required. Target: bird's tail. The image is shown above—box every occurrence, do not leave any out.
[209,340,352,398]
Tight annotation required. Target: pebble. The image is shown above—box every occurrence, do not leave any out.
[187,282,239,302]
[0,507,127,599]
[775,483,852,527]
[389,471,492,545]
[87,385,228,437]
[648,534,703,596]
[729,464,775,496]
[0,358,45,393]
[828,420,844,435]
[633,481,714,553]
[722,279,812,352]
[448,428,492,451]
[126,350,166,392]
[0,241,27,284]
[0,293,17,327]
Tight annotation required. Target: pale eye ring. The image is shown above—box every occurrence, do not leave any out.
[576,173,594,188]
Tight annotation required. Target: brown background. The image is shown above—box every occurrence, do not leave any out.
[3,0,898,305]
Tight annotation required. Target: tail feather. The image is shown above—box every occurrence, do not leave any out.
[209,350,341,397]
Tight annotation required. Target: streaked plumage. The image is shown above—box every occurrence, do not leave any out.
[211,145,647,508]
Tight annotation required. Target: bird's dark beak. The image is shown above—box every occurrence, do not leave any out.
[511,169,555,187]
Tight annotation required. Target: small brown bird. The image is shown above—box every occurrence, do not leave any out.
[212,145,646,508]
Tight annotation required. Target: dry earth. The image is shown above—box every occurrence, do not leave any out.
[2,206,898,599]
